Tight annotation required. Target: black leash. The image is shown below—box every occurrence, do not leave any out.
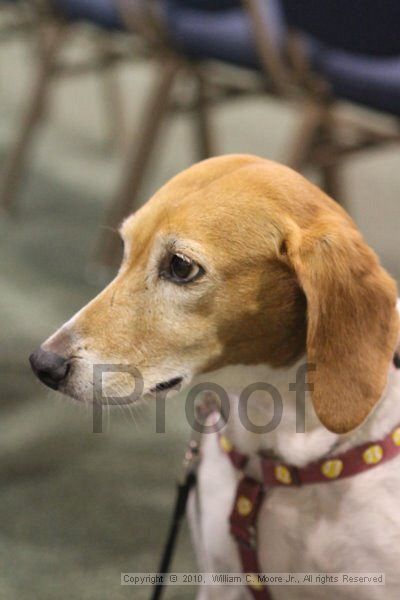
[151,470,197,600]
[150,394,219,600]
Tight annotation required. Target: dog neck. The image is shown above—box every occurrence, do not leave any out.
[194,356,400,468]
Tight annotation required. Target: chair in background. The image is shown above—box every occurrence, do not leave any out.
[97,0,400,269]
[280,0,400,201]
[96,0,296,268]
[0,0,146,212]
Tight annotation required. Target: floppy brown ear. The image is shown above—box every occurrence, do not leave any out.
[284,214,398,433]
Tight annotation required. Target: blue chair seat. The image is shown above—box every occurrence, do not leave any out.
[167,7,259,68]
[166,2,400,118]
[53,0,123,30]
[311,45,400,117]
[166,4,283,70]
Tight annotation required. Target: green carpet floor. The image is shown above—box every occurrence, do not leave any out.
[1,26,399,600]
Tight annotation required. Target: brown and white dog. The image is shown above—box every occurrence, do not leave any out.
[30,155,400,599]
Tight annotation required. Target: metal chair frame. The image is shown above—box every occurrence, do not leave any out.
[0,0,146,212]
[96,0,400,269]
[96,0,294,267]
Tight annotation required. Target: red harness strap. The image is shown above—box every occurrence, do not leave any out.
[229,476,272,599]
[220,424,400,600]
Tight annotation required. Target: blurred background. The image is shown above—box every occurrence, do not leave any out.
[0,1,399,598]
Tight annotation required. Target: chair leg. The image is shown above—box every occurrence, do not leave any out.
[95,58,181,270]
[321,163,342,203]
[0,23,65,212]
[288,100,345,205]
[193,71,215,161]
[287,102,324,173]
[95,37,126,151]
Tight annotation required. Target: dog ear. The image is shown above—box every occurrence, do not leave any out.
[282,215,399,433]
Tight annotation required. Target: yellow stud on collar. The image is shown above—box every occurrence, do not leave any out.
[392,427,400,446]
[321,459,343,479]
[236,496,253,517]
[275,465,292,485]
[247,573,263,591]
[363,444,383,465]
[220,435,233,453]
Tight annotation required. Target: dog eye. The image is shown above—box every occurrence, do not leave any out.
[165,253,203,284]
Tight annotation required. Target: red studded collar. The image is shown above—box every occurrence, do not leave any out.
[220,423,400,487]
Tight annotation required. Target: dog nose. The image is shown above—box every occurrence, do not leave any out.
[29,347,70,390]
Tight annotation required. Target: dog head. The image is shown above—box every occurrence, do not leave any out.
[30,155,398,433]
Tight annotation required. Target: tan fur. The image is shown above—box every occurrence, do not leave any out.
[44,155,399,433]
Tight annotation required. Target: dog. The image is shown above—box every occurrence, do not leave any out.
[30,155,400,599]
